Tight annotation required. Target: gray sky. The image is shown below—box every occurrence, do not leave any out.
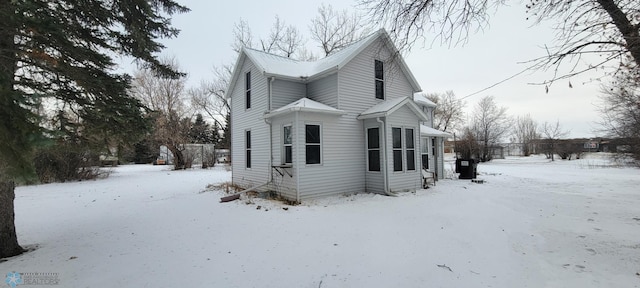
[124,0,608,139]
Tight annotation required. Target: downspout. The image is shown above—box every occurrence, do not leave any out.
[264,117,273,183]
[266,77,275,183]
[295,111,301,203]
[376,117,393,196]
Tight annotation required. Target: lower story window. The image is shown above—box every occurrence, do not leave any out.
[422,137,429,170]
[305,124,321,164]
[406,128,415,171]
[283,125,292,164]
[392,127,402,171]
[245,130,251,168]
[367,128,380,171]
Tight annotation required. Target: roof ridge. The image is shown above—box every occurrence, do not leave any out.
[243,29,383,64]
[243,46,303,62]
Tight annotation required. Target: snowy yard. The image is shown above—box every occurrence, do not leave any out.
[2,154,640,287]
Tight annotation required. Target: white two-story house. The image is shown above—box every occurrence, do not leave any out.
[227,29,449,202]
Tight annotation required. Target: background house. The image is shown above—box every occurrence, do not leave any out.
[227,29,449,201]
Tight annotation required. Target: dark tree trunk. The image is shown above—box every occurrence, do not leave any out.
[0,181,24,258]
[169,145,185,170]
[596,0,640,66]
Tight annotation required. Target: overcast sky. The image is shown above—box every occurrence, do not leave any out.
[122,0,610,139]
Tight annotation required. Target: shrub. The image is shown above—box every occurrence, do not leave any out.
[33,143,104,183]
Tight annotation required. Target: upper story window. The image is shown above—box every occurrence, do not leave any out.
[245,71,251,109]
[305,124,321,165]
[374,60,384,100]
[283,125,292,164]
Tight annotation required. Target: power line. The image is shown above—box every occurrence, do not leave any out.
[460,67,531,100]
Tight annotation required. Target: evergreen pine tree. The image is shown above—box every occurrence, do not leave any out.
[189,114,213,144]
[219,112,231,149]
[211,121,221,146]
[0,0,189,258]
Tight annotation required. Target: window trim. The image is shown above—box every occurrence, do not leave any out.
[367,127,381,172]
[406,128,415,171]
[304,123,322,165]
[421,136,429,170]
[392,126,417,172]
[245,71,251,110]
[374,59,384,100]
[283,124,292,165]
[392,127,402,172]
[245,129,251,169]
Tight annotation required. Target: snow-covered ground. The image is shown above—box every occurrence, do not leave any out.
[2,154,639,287]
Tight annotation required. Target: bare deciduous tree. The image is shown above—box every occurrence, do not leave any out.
[513,114,539,156]
[257,16,304,58]
[541,120,569,161]
[525,0,640,84]
[232,19,253,53]
[310,4,372,56]
[131,58,192,169]
[359,0,640,82]
[425,90,466,132]
[190,65,231,129]
[359,0,496,50]
[278,24,304,58]
[598,68,640,164]
[470,95,511,162]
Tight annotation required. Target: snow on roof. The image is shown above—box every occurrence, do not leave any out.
[243,30,381,80]
[226,29,422,100]
[264,98,345,119]
[420,124,452,138]
[357,97,429,121]
[413,92,436,107]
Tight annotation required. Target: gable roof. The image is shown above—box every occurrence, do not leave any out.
[357,97,429,121]
[225,29,421,99]
[264,98,346,119]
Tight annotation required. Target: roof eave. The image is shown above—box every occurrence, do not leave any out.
[378,31,422,92]
[263,73,308,83]
[265,107,346,119]
[356,112,387,120]
[224,51,248,100]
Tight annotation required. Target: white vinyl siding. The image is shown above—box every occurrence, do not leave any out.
[269,117,297,200]
[231,59,270,188]
[386,106,421,192]
[307,74,338,108]
[296,113,364,199]
[271,80,306,109]
[338,40,414,114]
